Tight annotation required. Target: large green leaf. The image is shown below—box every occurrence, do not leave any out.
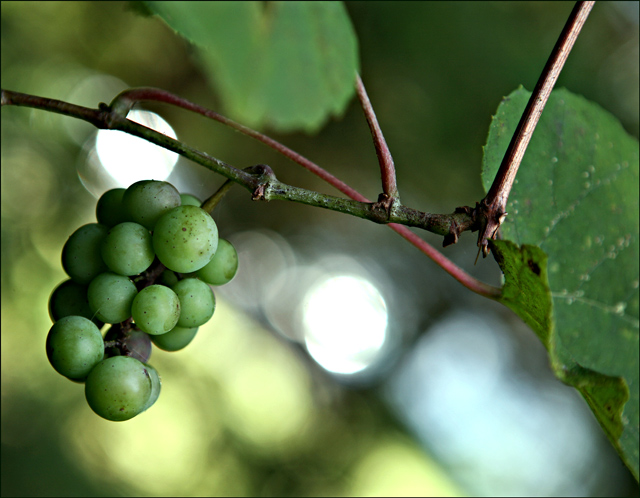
[143,1,359,133]
[482,88,639,480]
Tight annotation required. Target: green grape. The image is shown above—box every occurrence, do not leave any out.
[96,188,130,227]
[104,326,152,363]
[48,279,103,327]
[46,316,104,380]
[157,269,179,287]
[87,272,137,324]
[100,222,155,276]
[196,238,238,285]
[172,278,215,327]
[122,180,181,230]
[61,223,109,284]
[150,326,198,352]
[180,193,202,207]
[153,205,218,273]
[142,363,161,411]
[84,356,152,421]
[131,284,180,335]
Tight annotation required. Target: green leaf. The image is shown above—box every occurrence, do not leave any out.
[482,88,639,480]
[143,1,359,133]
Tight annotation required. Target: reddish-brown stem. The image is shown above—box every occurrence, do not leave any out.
[109,87,364,201]
[355,73,399,201]
[391,224,501,298]
[477,1,595,256]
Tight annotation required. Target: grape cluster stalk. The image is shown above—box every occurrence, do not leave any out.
[46,180,239,421]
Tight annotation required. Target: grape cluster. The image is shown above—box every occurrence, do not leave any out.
[46,180,239,421]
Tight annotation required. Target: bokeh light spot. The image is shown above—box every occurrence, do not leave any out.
[302,275,388,375]
[78,110,178,196]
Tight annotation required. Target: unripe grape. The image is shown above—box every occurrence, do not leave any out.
[142,363,161,411]
[100,222,155,276]
[87,272,137,324]
[46,316,104,380]
[196,238,238,285]
[123,180,181,230]
[180,193,201,207]
[152,205,218,273]
[48,279,103,327]
[96,188,130,227]
[157,269,179,287]
[131,284,181,335]
[84,356,153,421]
[150,326,198,352]
[171,278,215,327]
[61,223,109,284]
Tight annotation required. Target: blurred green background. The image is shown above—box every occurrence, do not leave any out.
[2,2,639,496]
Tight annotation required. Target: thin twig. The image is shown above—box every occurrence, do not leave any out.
[355,73,399,201]
[477,1,595,257]
[349,76,499,295]
[108,87,365,201]
[390,224,501,298]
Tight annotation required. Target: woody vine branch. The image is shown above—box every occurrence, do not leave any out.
[0,89,478,239]
[1,86,499,298]
[474,0,595,256]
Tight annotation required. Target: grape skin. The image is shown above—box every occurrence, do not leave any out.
[46,316,104,380]
[172,278,215,328]
[142,363,161,411]
[179,193,201,207]
[87,272,138,324]
[123,180,181,230]
[96,188,130,227]
[85,356,153,421]
[150,326,198,351]
[61,223,109,285]
[157,269,179,287]
[100,222,155,276]
[196,238,239,285]
[48,279,103,327]
[131,284,181,335]
[152,205,219,273]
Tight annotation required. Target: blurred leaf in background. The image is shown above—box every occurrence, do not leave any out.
[144,1,359,133]
[2,2,639,497]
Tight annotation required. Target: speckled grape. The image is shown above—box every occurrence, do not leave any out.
[84,356,153,421]
[46,316,104,380]
[152,205,218,273]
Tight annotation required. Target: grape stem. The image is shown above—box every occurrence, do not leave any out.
[201,179,235,215]
[133,258,166,291]
[106,318,134,356]
[1,88,499,298]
